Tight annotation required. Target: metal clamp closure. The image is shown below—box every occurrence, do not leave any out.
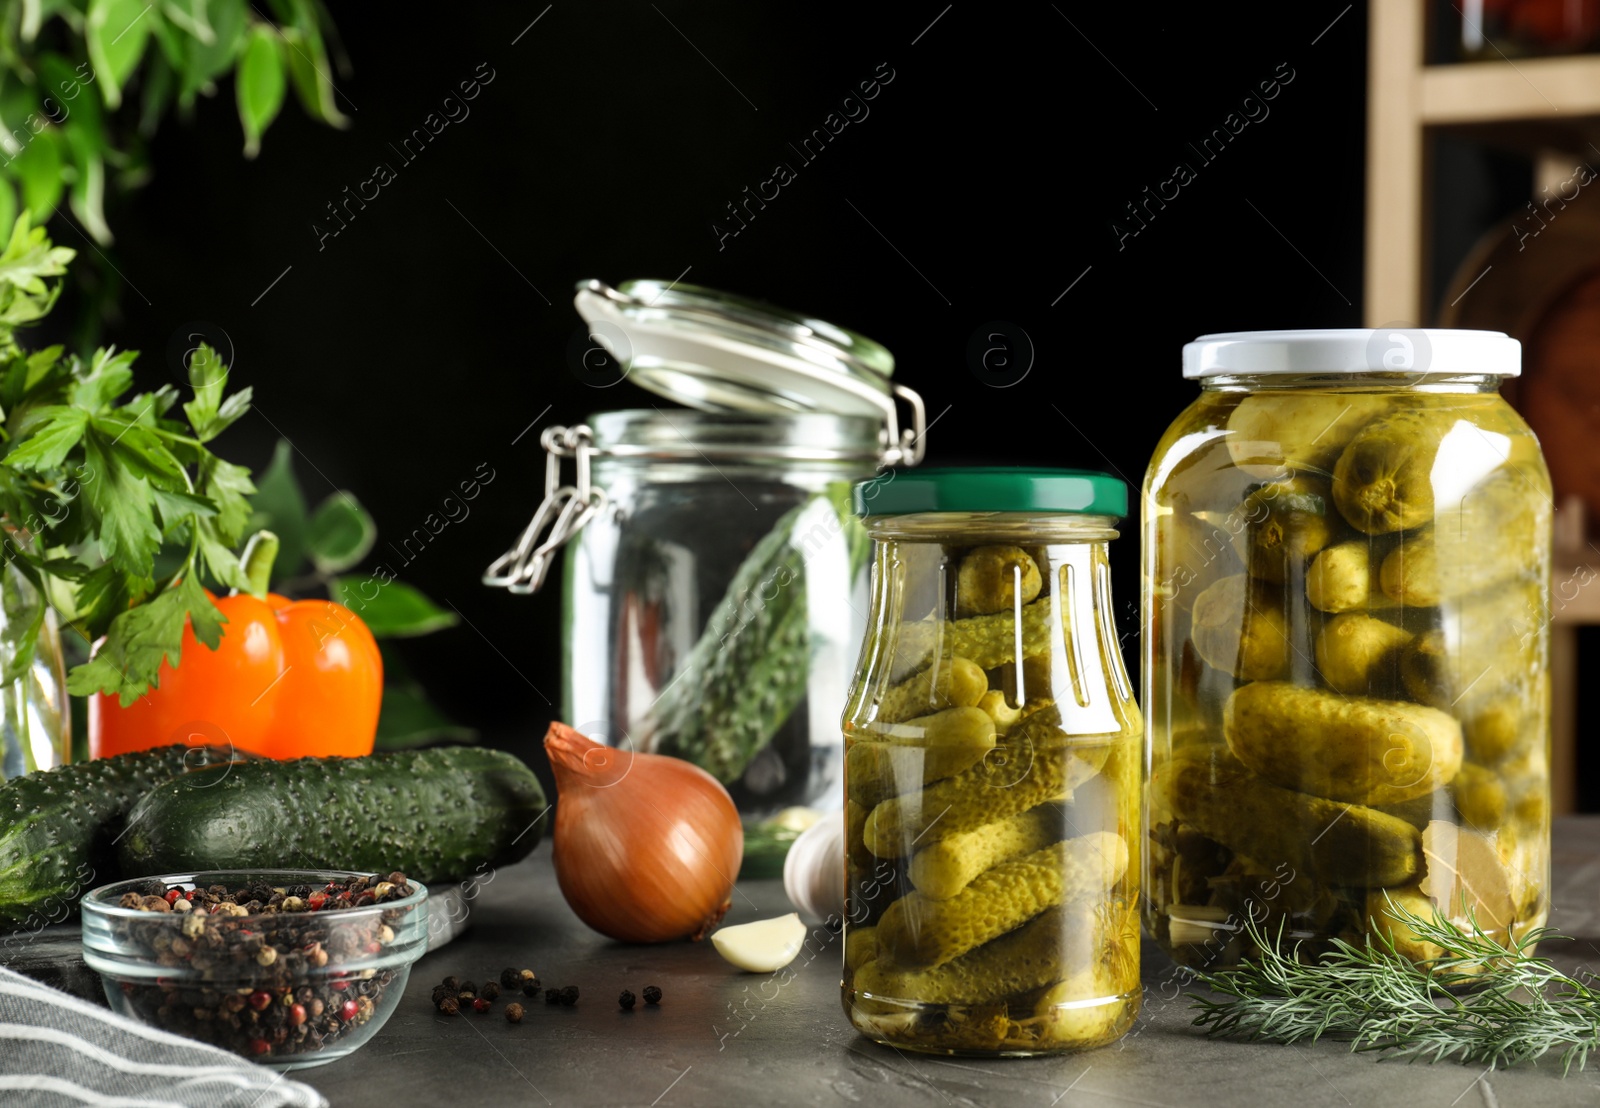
[482,425,608,594]
[884,382,927,468]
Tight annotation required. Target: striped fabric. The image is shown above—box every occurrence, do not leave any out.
[0,966,325,1108]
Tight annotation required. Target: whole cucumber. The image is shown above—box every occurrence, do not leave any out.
[0,745,213,934]
[117,748,547,885]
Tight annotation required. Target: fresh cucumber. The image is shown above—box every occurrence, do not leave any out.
[118,748,547,885]
[649,483,870,784]
[0,745,212,933]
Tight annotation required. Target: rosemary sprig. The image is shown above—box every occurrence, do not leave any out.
[1188,899,1600,1074]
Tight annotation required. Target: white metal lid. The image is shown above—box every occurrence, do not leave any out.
[574,279,925,466]
[1182,328,1521,379]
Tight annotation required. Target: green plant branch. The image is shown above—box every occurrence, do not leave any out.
[1189,895,1600,1074]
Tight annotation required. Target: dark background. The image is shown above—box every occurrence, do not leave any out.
[47,3,1577,798]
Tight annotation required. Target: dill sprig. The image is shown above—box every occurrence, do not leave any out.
[1188,898,1600,1074]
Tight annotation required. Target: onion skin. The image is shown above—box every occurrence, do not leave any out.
[545,721,743,943]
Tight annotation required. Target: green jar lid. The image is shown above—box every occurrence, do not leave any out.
[852,467,1127,518]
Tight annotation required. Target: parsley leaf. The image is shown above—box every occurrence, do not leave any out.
[0,215,258,702]
[66,575,226,705]
[5,406,87,471]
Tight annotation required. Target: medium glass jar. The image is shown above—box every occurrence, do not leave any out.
[841,469,1141,1057]
[485,280,925,828]
[1143,329,1552,969]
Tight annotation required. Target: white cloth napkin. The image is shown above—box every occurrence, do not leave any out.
[0,965,326,1108]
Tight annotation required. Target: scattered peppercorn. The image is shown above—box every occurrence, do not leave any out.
[439,997,460,1017]
[619,990,636,1010]
[559,986,579,1007]
[643,986,662,1005]
[473,997,492,1014]
[544,988,560,1005]
[457,982,477,1002]
[521,981,541,998]
[505,1003,524,1024]
[481,982,501,1002]
[442,975,460,992]
[500,968,520,989]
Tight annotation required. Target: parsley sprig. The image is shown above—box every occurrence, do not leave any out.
[0,215,257,705]
[1189,898,1600,1074]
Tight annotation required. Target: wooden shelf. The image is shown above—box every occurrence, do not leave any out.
[1367,7,1591,812]
[1421,55,1600,124]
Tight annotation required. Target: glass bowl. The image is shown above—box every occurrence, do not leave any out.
[82,870,428,1070]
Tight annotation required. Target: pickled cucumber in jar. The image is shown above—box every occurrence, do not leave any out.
[1146,331,1551,971]
[842,469,1139,1055]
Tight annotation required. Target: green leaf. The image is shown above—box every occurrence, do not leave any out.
[180,342,250,441]
[139,48,178,135]
[374,682,476,750]
[81,429,161,575]
[122,385,180,421]
[67,573,224,704]
[333,577,457,638]
[236,24,285,158]
[10,131,62,222]
[5,405,86,470]
[182,0,245,102]
[63,126,110,245]
[160,0,212,42]
[36,56,102,146]
[0,183,15,255]
[149,485,215,529]
[247,439,306,578]
[197,520,250,590]
[203,454,254,545]
[0,213,74,311]
[280,21,348,128]
[306,492,374,574]
[86,0,156,110]
[73,348,137,411]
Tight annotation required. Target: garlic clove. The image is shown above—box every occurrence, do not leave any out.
[783,812,845,922]
[711,913,807,973]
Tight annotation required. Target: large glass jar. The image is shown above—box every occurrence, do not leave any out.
[556,410,879,813]
[1143,329,1552,970]
[485,280,925,831]
[841,469,1141,1057]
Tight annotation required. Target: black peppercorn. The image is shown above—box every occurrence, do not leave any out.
[559,986,578,1007]
[544,988,560,1005]
[441,976,460,992]
[642,986,662,1005]
[522,982,541,998]
[439,997,460,1017]
[457,982,477,1002]
[619,990,636,1010]
[481,982,501,1002]
[499,968,520,989]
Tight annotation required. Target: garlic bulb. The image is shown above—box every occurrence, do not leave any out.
[783,810,845,922]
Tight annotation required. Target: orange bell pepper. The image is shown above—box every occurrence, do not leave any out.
[89,590,383,761]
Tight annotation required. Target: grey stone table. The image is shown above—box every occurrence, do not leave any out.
[286,818,1600,1108]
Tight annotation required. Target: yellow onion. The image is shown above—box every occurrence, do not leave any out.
[545,721,743,943]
